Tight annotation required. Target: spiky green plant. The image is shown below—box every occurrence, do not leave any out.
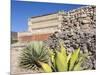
[47,41,89,72]
[19,41,51,72]
[19,41,89,72]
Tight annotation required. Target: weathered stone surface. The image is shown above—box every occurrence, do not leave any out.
[46,6,96,70]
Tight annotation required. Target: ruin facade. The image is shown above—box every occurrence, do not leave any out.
[18,13,61,42]
[18,5,96,45]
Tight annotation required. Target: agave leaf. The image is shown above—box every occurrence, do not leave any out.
[51,55,55,66]
[38,61,52,72]
[55,51,67,72]
[60,41,68,70]
[73,63,81,71]
[47,48,56,67]
[48,48,54,56]
[66,53,72,70]
[69,48,80,71]
[73,61,82,71]
[60,41,67,57]
[73,53,88,71]
[32,42,42,55]
[67,53,72,63]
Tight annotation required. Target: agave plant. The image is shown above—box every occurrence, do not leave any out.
[46,41,89,72]
[19,41,89,73]
[19,41,52,72]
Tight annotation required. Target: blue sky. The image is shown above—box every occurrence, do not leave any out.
[11,0,86,32]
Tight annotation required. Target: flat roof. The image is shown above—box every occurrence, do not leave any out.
[31,12,57,18]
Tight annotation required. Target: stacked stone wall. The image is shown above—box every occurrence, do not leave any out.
[47,5,96,69]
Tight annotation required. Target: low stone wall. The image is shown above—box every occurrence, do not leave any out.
[46,5,96,69]
[18,33,52,42]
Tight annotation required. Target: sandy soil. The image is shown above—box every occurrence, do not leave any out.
[10,43,37,75]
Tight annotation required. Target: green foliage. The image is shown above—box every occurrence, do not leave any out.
[48,41,88,72]
[19,41,89,72]
[19,41,50,71]
[69,48,80,71]
[55,51,67,71]
[38,61,52,72]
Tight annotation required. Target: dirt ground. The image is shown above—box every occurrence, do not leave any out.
[10,43,37,75]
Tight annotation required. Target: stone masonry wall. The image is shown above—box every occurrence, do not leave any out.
[46,5,96,69]
[18,33,52,42]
